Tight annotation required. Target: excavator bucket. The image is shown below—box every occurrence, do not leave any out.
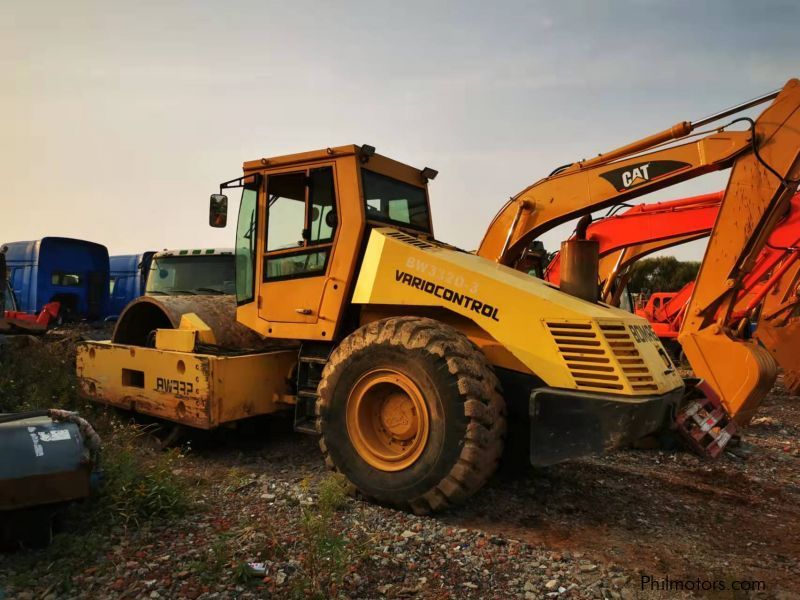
[679,331,777,425]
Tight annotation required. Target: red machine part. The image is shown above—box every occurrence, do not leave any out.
[638,195,800,339]
[544,192,723,285]
[545,192,800,340]
[2,302,61,333]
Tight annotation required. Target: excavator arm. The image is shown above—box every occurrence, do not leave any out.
[678,83,800,424]
[477,129,750,266]
[594,193,800,316]
[543,192,722,289]
[474,84,793,267]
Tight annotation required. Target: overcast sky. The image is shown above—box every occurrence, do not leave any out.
[2,0,798,260]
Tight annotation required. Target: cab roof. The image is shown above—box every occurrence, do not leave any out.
[155,248,233,258]
[242,144,430,188]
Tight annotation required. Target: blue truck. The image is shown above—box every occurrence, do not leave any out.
[108,252,156,318]
[2,237,110,321]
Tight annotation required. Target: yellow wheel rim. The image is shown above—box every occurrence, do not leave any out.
[346,368,430,472]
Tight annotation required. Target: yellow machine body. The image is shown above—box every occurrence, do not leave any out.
[78,144,683,442]
[225,144,680,397]
[354,229,682,396]
[77,342,296,429]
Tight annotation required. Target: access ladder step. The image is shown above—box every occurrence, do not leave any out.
[293,343,332,435]
[293,391,319,434]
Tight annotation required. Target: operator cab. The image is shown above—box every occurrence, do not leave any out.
[209,144,436,341]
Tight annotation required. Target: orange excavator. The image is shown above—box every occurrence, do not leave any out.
[478,79,800,435]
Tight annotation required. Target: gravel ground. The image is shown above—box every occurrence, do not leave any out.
[0,432,648,600]
[1,375,797,599]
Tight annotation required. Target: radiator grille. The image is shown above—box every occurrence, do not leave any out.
[545,321,658,393]
[599,323,658,392]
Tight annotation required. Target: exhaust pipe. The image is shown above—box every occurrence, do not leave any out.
[559,215,600,303]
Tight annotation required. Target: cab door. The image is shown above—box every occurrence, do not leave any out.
[258,165,338,326]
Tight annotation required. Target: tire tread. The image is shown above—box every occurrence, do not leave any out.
[317,317,506,514]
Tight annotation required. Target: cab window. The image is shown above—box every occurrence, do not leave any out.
[266,172,306,252]
[361,169,430,232]
[309,167,336,243]
[263,166,337,281]
[235,185,259,304]
[51,272,82,287]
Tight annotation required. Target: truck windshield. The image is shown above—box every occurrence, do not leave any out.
[145,255,235,296]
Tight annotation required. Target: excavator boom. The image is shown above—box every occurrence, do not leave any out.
[477,89,786,266]
[481,79,800,426]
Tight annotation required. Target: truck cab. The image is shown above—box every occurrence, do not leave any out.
[108,252,156,318]
[2,237,109,321]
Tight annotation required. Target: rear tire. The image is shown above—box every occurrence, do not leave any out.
[316,317,505,514]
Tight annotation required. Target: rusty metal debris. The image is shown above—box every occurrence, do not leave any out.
[0,410,101,548]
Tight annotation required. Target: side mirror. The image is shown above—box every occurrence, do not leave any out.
[210,194,228,228]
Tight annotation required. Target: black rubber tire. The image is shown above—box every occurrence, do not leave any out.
[316,317,506,514]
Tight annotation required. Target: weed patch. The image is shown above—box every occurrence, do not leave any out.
[0,336,80,412]
[292,474,356,599]
[100,421,194,527]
